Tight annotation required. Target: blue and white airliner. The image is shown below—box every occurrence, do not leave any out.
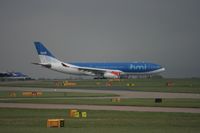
[33,42,165,79]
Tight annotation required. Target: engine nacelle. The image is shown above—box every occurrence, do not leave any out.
[103,72,120,79]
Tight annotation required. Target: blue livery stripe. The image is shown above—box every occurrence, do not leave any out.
[70,62,162,73]
[34,42,55,58]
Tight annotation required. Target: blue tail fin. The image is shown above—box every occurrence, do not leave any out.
[34,42,55,58]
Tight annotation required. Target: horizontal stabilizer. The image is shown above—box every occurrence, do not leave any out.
[32,62,51,68]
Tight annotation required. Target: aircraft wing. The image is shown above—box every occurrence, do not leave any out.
[75,66,122,77]
[76,67,107,76]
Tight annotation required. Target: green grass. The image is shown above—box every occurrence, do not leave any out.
[0,108,199,133]
[1,98,200,108]
[128,86,200,93]
[1,78,200,93]
[0,91,118,98]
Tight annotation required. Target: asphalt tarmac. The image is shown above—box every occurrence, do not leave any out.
[0,103,200,113]
[0,87,200,113]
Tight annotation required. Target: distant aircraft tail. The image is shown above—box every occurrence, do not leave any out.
[34,42,60,64]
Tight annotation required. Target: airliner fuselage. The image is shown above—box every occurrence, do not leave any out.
[33,42,165,78]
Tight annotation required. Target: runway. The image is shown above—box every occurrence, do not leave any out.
[0,103,200,113]
[0,87,200,113]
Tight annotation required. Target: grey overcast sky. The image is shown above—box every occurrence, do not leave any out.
[0,0,200,78]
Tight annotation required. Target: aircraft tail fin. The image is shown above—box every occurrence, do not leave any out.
[34,42,60,64]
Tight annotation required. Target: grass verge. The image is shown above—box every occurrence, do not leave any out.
[1,78,200,93]
[0,108,199,133]
[1,98,200,108]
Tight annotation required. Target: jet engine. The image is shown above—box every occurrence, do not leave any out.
[103,72,120,79]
